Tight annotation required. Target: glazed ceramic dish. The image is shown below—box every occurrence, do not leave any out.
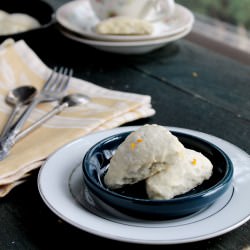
[0,0,54,42]
[82,130,233,219]
[38,126,250,244]
[58,24,192,54]
[56,0,194,42]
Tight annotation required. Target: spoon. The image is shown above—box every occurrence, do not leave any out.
[16,93,90,141]
[1,85,37,136]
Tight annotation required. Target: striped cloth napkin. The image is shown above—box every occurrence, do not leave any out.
[0,39,155,197]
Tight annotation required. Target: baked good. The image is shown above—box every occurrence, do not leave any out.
[146,148,213,199]
[0,11,40,35]
[104,124,185,189]
[95,16,153,35]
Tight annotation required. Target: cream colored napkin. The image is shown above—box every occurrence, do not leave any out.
[0,39,155,197]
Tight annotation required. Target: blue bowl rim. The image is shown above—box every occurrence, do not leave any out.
[82,130,234,204]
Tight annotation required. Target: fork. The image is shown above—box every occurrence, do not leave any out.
[0,66,73,161]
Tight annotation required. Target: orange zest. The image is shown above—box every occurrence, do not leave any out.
[130,142,136,150]
[191,158,197,165]
[130,138,143,150]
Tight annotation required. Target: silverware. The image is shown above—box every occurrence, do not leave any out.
[16,93,89,141]
[0,85,37,136]
[0,66,73,161]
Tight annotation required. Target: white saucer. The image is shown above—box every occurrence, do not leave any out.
[38,126,250,244]
[56,0,194,42]
[69,163,234,224]
[59,24,192,54]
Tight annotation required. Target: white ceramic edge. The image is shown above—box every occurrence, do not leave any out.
[60,24,193,54]
[60,21,193,46]
[38,126,250,244]
[55,0,194,42]
[70,162,234,226]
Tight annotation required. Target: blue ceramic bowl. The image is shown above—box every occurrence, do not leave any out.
[82,131,234,220]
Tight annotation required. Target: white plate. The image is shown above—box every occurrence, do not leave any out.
[56,0,194,42]
[38,126,250,244]
[59,24,192,54]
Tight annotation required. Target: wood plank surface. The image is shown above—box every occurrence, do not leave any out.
[0,2,249,249]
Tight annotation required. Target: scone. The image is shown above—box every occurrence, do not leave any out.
[95,16,153,35]
[0,10,8,21]
[146,149,213,200]
[0,12,40,35]
[104,124,185,189]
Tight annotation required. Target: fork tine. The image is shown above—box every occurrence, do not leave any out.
[53,67,68,92]
[55,68,73,93]
[40,66,72,99]
[42,67,57,91]
[0,65,72,160]
[43,67,64,91]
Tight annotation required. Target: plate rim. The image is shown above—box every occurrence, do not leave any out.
[58,25,192,54]
[55,0,194,42]
[38,126,250,244]
[59,23,192,46]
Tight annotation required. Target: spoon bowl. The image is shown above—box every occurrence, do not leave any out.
[6,85,37,105]
[1,85,37,136]
[61,93,90,107]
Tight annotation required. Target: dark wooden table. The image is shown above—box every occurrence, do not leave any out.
[0,1,250,249]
